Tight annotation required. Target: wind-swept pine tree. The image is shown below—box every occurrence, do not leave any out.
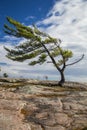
[4,17,84,86]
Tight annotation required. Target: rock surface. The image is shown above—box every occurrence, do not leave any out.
[0,78,87,130]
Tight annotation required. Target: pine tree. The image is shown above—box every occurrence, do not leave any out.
[4,17,84,86]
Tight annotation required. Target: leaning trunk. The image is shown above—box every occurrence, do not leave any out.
[58,70,65,86]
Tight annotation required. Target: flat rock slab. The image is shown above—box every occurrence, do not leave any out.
[0,81,87,130]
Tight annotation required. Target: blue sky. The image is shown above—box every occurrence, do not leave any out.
[0,0,55,36]
[0,0,87,82]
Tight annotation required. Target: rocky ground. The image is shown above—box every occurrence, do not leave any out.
[0,78,87,130]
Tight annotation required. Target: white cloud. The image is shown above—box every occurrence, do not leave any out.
[36,0,87,81]
[25,16,36,21]
[37,0,87,45]
[3,35,19,41]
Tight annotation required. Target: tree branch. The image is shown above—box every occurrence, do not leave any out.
[54,42,66,71]
[66,54,84,66]
[40,41,61,72]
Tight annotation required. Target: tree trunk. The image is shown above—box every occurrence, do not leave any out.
[58,70,65,86]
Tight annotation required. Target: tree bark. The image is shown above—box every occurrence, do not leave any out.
[58,70,65,86]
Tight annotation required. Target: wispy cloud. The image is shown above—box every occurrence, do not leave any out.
[37,0,87,47]
[36,0,87,78]
[38,7,42,11]
[35,0,87,81]
[25,16,36,21]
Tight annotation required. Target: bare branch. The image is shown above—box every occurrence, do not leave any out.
[66,54,84,67]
